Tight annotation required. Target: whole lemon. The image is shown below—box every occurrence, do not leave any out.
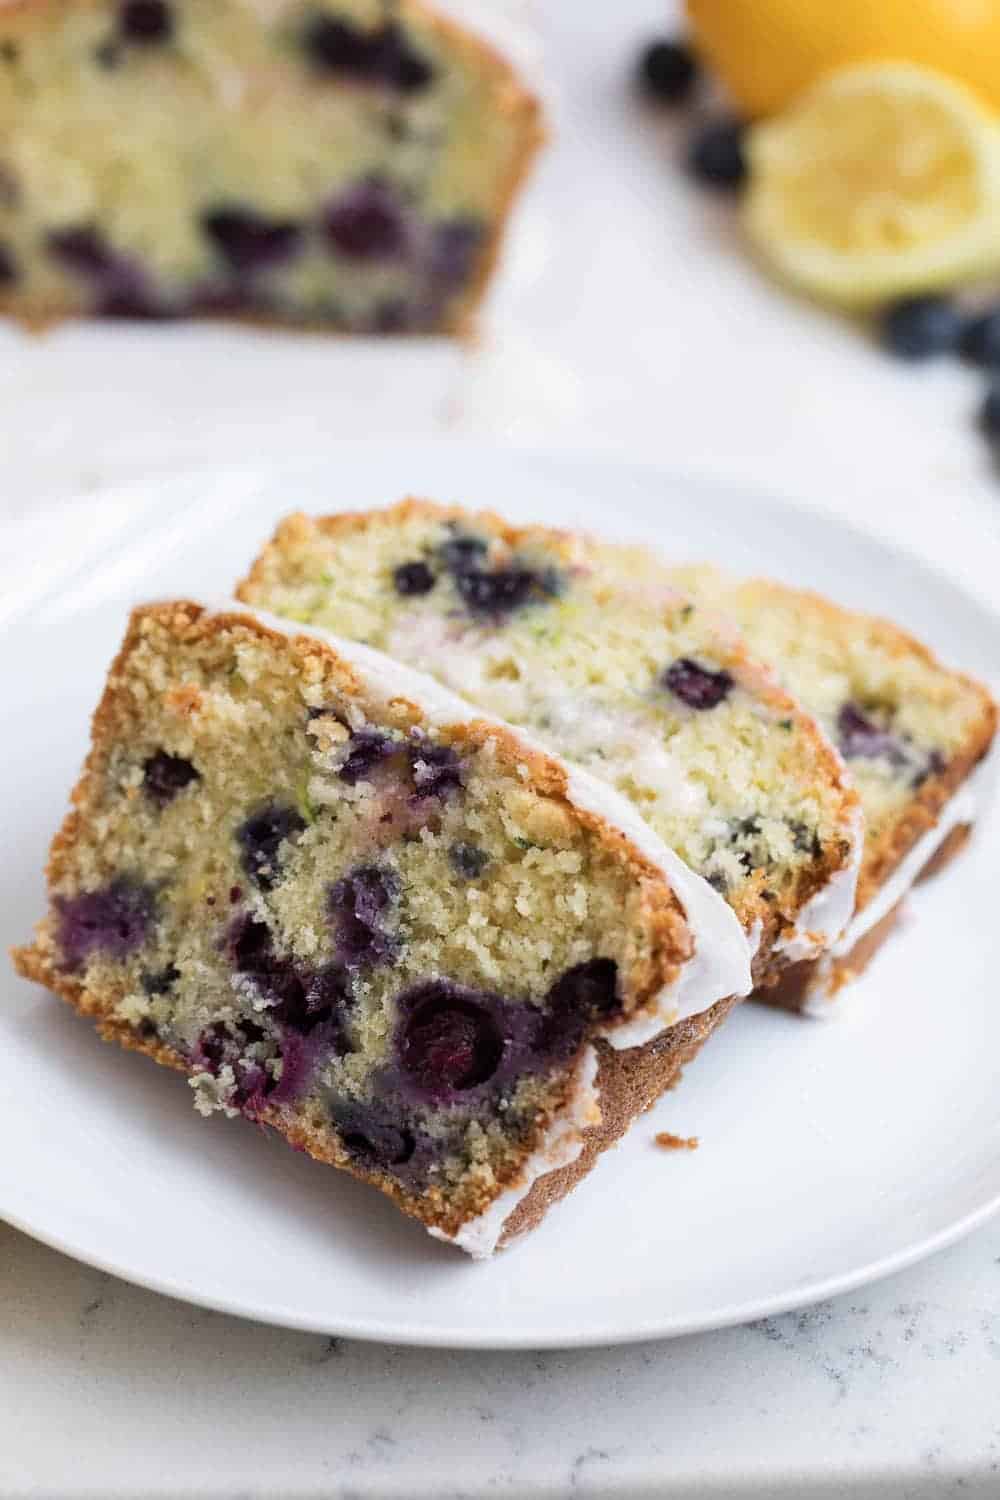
[686,0,1000,118]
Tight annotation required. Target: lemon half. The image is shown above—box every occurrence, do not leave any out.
[744,62,1000,308]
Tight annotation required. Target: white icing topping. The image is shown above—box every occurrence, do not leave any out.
[773,802,864,962]
[802,754,994,1017]
[428,1044,600,1258]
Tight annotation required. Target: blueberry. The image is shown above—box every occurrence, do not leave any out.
[687,118,746,189]
[119,0,173,43]
[227,913,275,974]
[46,225,117,278]
[301,14,433,93]
[637,39,698,105]
[408,740,463,801]
[427,219,482,289]
[142,750,199,806]
[236,804,306,889]
[338,727,398,784]
[99,283,172,320]
[398,986,504,1095]
[324,182,408,260]
[836,702,907,765]
[328,865,400,969]
[377,22,434,92]
[454,566,539,615]
[438,532,488,572]
[141,963,180,996]
[0,242,17,285]
[882,296,963,360]
[449,842,489,879]
[960,308,1000,367]
[662,657,733,710]
[978,379,1000,441]
[201,207,302,275]
[55,878,156,971]
[538,959,619,1059]
[393,559,436,596]
[332,1099,416,1168]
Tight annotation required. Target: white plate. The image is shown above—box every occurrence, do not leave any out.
[3,444,999,1350]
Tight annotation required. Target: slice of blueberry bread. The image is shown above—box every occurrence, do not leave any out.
[237,501,863,985]
[13,600,751,1256]
[663,567,998,1013]
[0,0,542,332]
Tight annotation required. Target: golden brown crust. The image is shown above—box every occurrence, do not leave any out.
[0,0,546,341]
[499,996,738,1244]
[12,597,706,1243]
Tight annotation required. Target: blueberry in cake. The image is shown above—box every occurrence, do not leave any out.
[0,0,543,332]
[13,601,751,1255]
[236,501,863,986]
[663,567,998,1012]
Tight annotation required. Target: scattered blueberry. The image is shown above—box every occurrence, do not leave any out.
[55,878,156,971]
[438,532,488,572]
[687,118,746,189]
[538,959,619,1059]
[46,225,118,278]
[454,565,545,616]
[662,657,733,710]
[338,727,398,784]
[142,750,199,806]
[329,865,400,970]
[978,379,1000,441]
[959,307,1000,367]
[0,242,17,286]
[331,1098,417,1168]
[449,842,489,879]
[409,740,463,801]
[882,295,963,361]
[836,702,907,764]
[398,986,504,1096]
[201,207,303,275]
[637,39,698,105]
[302,14,433,93]
[141,962,180,996]
[98,283,172,319]
[427,219,482,289]
[119,0,173,43]
[236,803,306,889]
[324,181,409,260]
[393,559,436,596]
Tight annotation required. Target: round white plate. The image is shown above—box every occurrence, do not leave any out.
[3,444,999,1350]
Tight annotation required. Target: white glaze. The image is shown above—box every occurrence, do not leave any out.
[428,1044,601,1258]
[773,802,865,963]
[802,756,993,1016]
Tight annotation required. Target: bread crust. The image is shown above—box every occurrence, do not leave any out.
[0,0,546,340]
[12,599,708,1245]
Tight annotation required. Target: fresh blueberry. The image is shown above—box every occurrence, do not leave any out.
[142,750,199,806]
[662,657,733,710]
[338,727,398,784]
[236,804,306,889]
[119,0,173,43]
[393,559,435,596]
[960,307,1000,367]
[449,842,489,879]
[637,39,698,105]
[409,740,463,801]
[331,1098,417,1168]
[0,242,17,285]
[978,379,1000,441]
[329,865,400,969]
[687,118,746,189]
[201,207,302,274]
[55,878,156,971]
[398,986,504,1095]
[141,963,180,996]
[323,181,409,260]
[882,296,963,360]
[836,702,907,764]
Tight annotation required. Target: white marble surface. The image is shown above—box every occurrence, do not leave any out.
[3,0,1000,1494]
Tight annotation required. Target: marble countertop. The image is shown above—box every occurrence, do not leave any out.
[3,0,1000,1494]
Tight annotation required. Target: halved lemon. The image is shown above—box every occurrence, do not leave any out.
[744,62,1000,307]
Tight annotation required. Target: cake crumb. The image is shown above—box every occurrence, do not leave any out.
[654,1130,699,1151]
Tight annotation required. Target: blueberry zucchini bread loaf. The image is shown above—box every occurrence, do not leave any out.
[663,567,997,1012]
[13,601,750,1255]
[0,0,542,332]
[237,501,862,985]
